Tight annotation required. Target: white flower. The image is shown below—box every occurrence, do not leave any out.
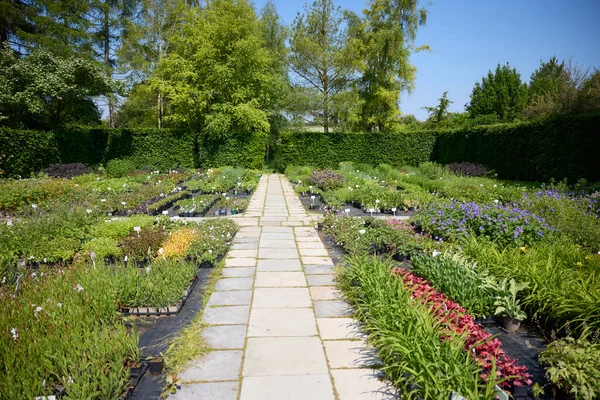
[68,376,74,384]
[158,248,164,255]
[208,250,213,254]
[121,202,126,206]
[2,276,5,284]
[358,229,366,235]
[34,306,43,316]
[493,184,498,188]
[57,303,62,308]
[100,199,106,202]
[493,199,499,204]
[122,184,127,188]
[10,328,18,341]
[480,184,483,187]
[107,187,111,191]
[145,266,151,273]
[6,221,13,226]
[31,204,38,209]
[432,250,442,257]
[75,284,84,292]
[86,209,92,214]
[31,272,37,279]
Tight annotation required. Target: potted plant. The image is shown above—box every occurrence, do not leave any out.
[492,278,529,333]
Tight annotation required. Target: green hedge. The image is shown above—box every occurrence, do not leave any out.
[435,113,600,182]
[275,131,437,169]
[0,128,60,178]
[0,127,267,178]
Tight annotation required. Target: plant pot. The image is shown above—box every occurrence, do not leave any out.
[503,316,521,333]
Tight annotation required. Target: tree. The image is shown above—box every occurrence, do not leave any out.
[528,56,567,104]
[0,44,112,129]
[356,0,428,132]
[289,0,362,133]
[466,63,528,122]
[0,1,37,48]
[155,0,284,137]
[422,91,452,123]
[118,0,188,128]
[89,0,137,127]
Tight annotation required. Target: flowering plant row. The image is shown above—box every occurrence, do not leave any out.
[396,269,532,389]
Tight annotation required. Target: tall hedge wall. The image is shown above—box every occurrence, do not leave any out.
[434,113,600,182]
[276,131,437,169]
[0,127,267,178]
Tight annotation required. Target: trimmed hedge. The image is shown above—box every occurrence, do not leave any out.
[275,131,437,169]
[435,113,600,182]
[0,128,267,178]
[0,128,60,178]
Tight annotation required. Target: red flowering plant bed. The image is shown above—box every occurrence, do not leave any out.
[395,268,532,391]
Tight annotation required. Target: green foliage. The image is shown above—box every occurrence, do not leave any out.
[466,62,528,122]
[462,236,600,334]
[356,0,428,132]
[538,335,600,400]
[490,278,529,320]
[338,255,499,398]
[435,112,600,182]
[146,190,191,214]
[106,158,137,178]
[155,0,281,137]
[0,44,111,130]
[276,131,436,170]
[411,253,497,317]
[289,0,361,133]
[119,226,167,262]
[0,128,60,178]
[92,215,157,239]
[422,91,453,124]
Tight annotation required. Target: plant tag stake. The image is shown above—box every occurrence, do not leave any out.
[494,386,509,400]
[391,207,397,216]
[90,251,96,269]
[369,208,375,217]
[449,393,468,400]
[162,210,169,215]
[134,226,141,237]
[345,208,350,216]
[124,255,128,267]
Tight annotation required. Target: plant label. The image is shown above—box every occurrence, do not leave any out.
[134,226,141,232]
[162,210,169,215]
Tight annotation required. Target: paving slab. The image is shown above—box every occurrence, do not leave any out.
[179,350,243,382]
[225,258,257,267]
[221,267,255,278]
[309,286,341,300]
[302,256,334,265]
[305,265,335,275]
[214,277,253,291]
[203,305,249,325]
[240,375,334,400]
[207,290,252,306]
[170,381,239,400]
[331,369,397,400]
[203,325,247,349]
[256,259,302,271]
[258,247,299,259]
[243,337,328,376]
[317,318,364,340]
[248,307,317,337]
[307,274,336,286]
[228,249,258,258]
[252,287,311,308]
[324,340,374,369]
[261,232,295,240]
[255,271,306,287]
[259,239,297,248]
[314,300,353,317]
[297,241,327,249]
[231,242,259,250]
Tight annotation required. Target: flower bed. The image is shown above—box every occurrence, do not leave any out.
[396,269,532,390]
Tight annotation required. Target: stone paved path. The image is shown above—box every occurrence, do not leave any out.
[172,174,394,400]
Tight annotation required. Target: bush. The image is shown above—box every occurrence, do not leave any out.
[435,113,600,182]
[275,131,437,170]
[0,128,60,178]
[43,163,89,178]
[446,162,489,177]
[308,169,347,190]
[106,158,137,178]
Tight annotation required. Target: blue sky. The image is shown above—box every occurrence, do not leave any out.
[253,0,600,121]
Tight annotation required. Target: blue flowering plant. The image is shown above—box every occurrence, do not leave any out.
[415,200,555,247]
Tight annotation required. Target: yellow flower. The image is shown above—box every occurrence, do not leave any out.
[585,255,592,260]
[576,262,583,267]
[519,246,527,252]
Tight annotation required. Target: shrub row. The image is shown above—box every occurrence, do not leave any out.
[275,130,437,169]
[0,127,267,178]
[276,113,600,182]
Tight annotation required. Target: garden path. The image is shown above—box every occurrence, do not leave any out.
[171,174,394,399]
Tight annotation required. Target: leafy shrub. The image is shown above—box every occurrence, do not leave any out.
[187,219,237,264]
[106,158,137,178]
[43,163,89,178]
[538,335,600,400]
[27,237,81,263]
[411,253,498,317]
[162,228,197,259]
[119,226,167,262]
[81,237,122,260]
[146,190,191,214]
[519,189,600,250]
[446,162,489,177]
[308,169,347,190]
[415,200,554,247]
[92,215,157,239]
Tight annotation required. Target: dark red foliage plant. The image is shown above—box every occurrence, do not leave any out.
[394,269,532,390]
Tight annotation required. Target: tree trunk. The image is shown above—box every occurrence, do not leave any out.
[103,4,115,128]
[323,75,329,134]
[157,91,162,129]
